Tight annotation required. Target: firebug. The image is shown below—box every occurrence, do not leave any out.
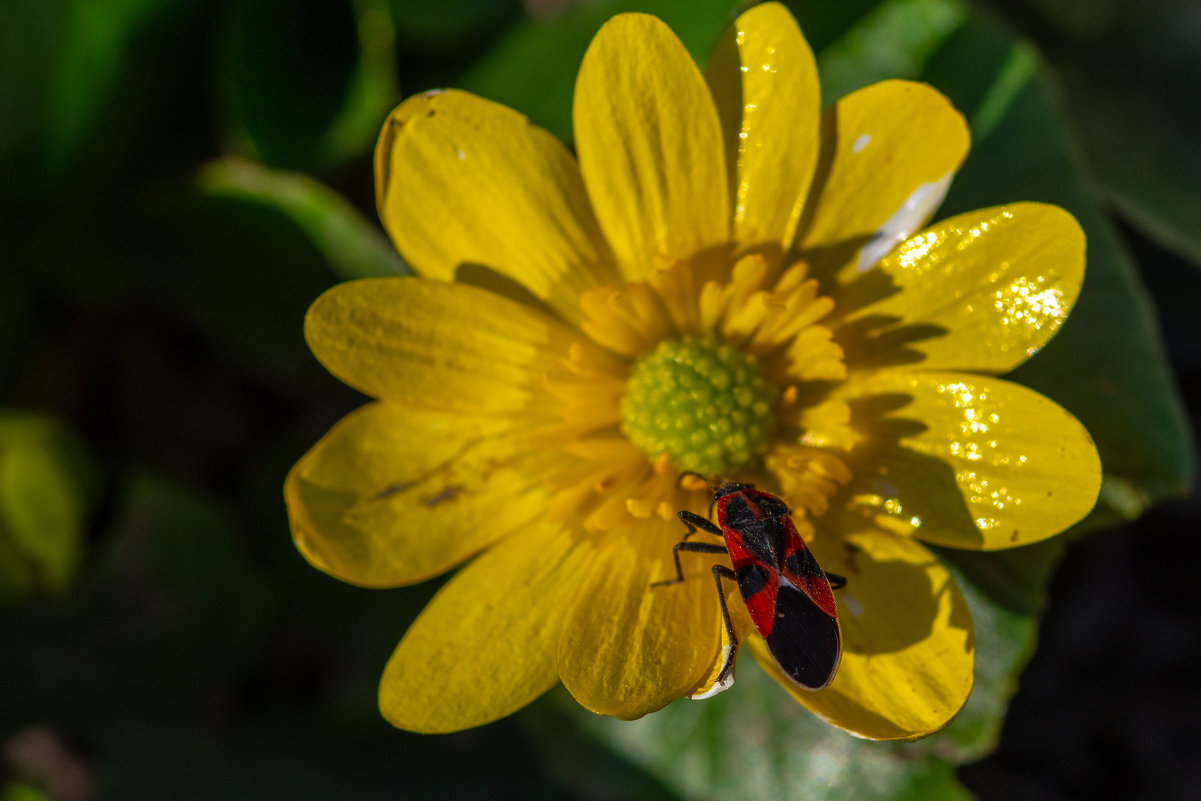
[653,477,844,696]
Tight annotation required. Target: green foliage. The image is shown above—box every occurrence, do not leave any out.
[927,14,1195,518]
[814,0,967,102]
[1000,0,1201,268]
[570,666,976,801]
[0,782,51,801]
[198,157,410,280]
[0,413,95,603]
[214,0,399,171]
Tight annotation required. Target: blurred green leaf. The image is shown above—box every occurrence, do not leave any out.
[326,0,402,165]
[815,0,966,102]
[0,0,204,193]
[926,18,1195,521]
[0,0,65,175]
[198,156,408,280]
[128,179,360,387]
[0,0,162,177]
[932,539,1060,759]
[390,0,522,52]
[0,412,95,603]
[0,782,50,801]
[573,663,972,801]
[42,0,166,172]
[215,0,398,171]
[876,7,1201,769]
[780,0,886,52]
[461,0,742,140]
[0,472,269,724]
[982,0,1201,269]
[922,8,1193,757]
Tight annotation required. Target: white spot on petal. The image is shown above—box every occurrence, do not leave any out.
[852,133,871,153]
[856,171,956,272]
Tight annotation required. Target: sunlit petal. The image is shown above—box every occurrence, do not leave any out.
[286,402,564,587]
[305,278,573,413]
[830,370,1101,549]
[834,204,1086,374]
[380,519,591,733]
[376,90,618,322]
[706,2,821,256]
[574,13,728,279]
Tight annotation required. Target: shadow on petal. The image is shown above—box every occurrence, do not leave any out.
[836,314,951,371]
[767,523,975,740]
[825,389,988,549]
[455,261,562,322]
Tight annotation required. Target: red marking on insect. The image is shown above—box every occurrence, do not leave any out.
[653,478,844,695]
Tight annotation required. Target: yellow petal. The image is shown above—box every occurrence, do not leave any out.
[836,204,1086,374]
[748,523,973,740]
[375,89,618,323]
[305,278,571,413]
[706,2,821,255]
[380,518,591,733]
[796,80,969,282]
[285,402,563,587]
[558,518,720,719]
[833,371,1101,549]
[574,13,728,280]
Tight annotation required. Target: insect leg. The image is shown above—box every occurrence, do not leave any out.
[651,541,728,587]
[678,510,723,539]
[825,571,847,590]
[710,564,740,685]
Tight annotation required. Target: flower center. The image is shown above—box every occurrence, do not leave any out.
[620,338,775,475]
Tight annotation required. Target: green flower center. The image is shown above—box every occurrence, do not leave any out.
[620,338,775,475]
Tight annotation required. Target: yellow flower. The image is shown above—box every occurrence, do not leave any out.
[285,3,1101,740]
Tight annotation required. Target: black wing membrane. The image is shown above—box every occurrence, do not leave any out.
[764,582,842,691]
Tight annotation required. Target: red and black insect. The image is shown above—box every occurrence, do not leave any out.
[653,479,844,694]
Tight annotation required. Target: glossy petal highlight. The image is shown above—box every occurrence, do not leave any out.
[750,524,973,740]
[832,371,1102,549]
[574,13,728,279]
[375,90,618,322]
[836,203,1086,374]
[285,402,563,587]
[380,518,591,733]
[705,2,821,255]
[305,278,573,413]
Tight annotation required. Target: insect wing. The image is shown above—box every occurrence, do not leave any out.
[766,516,841,691]
[717,525,773,634]
[764,579,842,690]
